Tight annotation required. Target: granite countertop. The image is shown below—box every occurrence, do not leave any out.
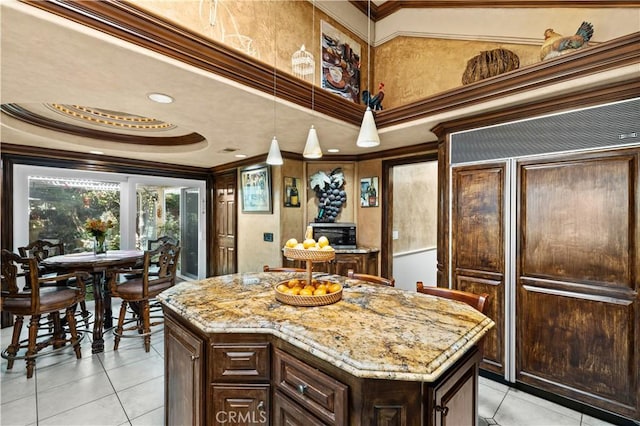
[158,272,494,382]
[333,247,379,254]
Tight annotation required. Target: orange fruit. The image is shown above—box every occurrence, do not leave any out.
[287,279,299,288]
[300,288,313,296]
[291,287,301,295]
[328,283,342,293]
[285,238,298,248]
[313,288,327,296]
[276,284,289,293]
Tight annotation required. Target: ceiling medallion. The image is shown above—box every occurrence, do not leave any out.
[48,104,175,131]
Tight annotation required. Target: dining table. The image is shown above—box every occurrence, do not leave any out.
[41,249,144,353]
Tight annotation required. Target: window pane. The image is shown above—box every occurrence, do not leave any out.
[28,176,121,253]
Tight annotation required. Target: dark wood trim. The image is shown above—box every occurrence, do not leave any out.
[432,79,640,137]
[20,2,640,135]
[381,152,439,280]
[350,1,640,21]
[380,32,640,130]
[1,104,205,146]
[0,143,210,179]
[21,0,364,127]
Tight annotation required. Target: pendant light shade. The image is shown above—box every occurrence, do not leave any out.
[303,125,322,159]
[266,136,283,165]
[357,0,380,149]
[356,106,380,148]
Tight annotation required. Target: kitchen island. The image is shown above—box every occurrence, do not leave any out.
[158,272,494,426]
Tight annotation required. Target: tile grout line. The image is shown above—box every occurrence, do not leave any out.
[95,345,134,425]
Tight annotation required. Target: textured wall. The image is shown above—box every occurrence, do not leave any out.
[392,161,438,254]
[131,0,371,91]
[356,159,382,250]
[374,37,540,109]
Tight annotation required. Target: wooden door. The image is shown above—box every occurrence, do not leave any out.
[214,172,237,276]
[451,163,505,375]
[517,150,639,419]
[165,315,203,426]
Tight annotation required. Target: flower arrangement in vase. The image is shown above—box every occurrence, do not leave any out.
[85,218,113,254]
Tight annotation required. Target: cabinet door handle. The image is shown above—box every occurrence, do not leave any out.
[435,405,449,416]
[190,354,199,361]
[257,401,265,412]
[297,384,308,395]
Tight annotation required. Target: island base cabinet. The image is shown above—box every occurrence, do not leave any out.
[210,384,270,426]
[424,346,481,426]
[273,391,328,426]
[165,315,203,426]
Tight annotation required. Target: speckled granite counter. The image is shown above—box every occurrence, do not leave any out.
[158,272,494,383]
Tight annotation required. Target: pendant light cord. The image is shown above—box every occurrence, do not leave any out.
[367,0,371,98]
[311,0,315,114]
[273,1,277,136]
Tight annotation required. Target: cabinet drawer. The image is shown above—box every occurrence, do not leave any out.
[273,391,326,426]
[210,384,269,426]
[211,343,270,382]
[274,348,347,425]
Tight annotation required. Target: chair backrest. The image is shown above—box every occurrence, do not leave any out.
[263,265,306,272]
[142,242,181,296]
[1,250,37,294]
[147,236,179,251]
[18,240,64,262]
[347,269,395,287]
[416,281,490,314]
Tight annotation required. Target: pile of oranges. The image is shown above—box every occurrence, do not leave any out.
[285,235,333,251]
[276,278,341,296]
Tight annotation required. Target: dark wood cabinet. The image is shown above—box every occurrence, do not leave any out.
[210,384,269,426]
[165,315,203,426]
[445,147,640,422]
[283,250,379,276]
[163,309,483,426]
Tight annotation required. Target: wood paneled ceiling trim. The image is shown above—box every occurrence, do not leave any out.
[1,104,205,146]
[349,1,640,21]
[22,1,640,133]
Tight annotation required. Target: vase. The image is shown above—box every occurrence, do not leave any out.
[94,236,107,255]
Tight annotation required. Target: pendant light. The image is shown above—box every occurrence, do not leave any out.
[303,0,323,159]
[356,0,380,148]
[266,2,283,165]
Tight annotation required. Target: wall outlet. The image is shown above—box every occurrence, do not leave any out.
[392,230,399,240]
[263,232,274,242]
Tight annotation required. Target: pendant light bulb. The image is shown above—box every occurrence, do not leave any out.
[303,125,322,159]
[356,107,380,148]
[266,136,283,165]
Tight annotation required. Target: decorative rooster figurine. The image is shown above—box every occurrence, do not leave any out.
[362,82,385,111]
[540,22,594,60]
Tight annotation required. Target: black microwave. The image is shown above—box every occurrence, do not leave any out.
[310,223,356,249]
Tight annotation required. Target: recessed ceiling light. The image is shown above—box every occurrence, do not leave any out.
[147,92,174,104]
[327,148,340,153]
[234,154,247,158]
[89,150,104,155]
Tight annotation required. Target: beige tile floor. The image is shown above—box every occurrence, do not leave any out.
[0,300,624,426]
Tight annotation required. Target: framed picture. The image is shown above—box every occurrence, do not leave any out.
[241,164,272,213]
[284,176,301,207]
[321,20,361,104]
[360,176,379,207]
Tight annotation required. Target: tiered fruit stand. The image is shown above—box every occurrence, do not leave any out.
[278,247,340,306]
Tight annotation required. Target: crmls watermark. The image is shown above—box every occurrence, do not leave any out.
[215,410,268,424]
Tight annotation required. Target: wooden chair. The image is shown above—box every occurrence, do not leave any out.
[107,242,181,352]
[1,250,86,378]
[347,269,395,287]
[263,265,306,273]
[147,235,179,250]
[18,240,92,328]
[416,281,490,314]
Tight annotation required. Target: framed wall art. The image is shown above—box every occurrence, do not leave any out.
[241,164,272,213]
[284,176,301,207]
[321,20,361,104]
[360,176,379,207]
